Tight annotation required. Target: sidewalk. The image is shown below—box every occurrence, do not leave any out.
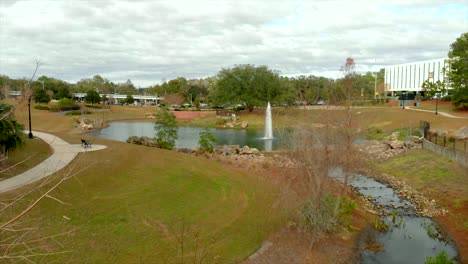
[405,106,468,119]
[0,131,106,194]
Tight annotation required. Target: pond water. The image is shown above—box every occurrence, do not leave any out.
[90,121,289,151]
[329,168,458,264]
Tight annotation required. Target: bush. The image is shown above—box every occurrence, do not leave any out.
[198,128,217,153]
[50,98,80,112]
[298,193,357,234]
[85,104,103,109]
[154,107,178,150]
[441,95,452,101]
[216,119,227,126]
[425,251,453,264]
[33,105,49,111]
[366,126,386,140]
[65,110,92,116]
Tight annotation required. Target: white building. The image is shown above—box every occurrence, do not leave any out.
[384,58,450,95]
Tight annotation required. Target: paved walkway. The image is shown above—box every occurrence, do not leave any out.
[0,131,106,194]
[404,106,468,119]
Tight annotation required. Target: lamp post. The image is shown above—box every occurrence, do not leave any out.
[27,80,45,139]
[27,93,33,138]
[374,73,377,99]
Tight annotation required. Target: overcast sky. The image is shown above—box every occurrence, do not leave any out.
[0,0,466,87]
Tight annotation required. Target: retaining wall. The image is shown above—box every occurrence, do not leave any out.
[422,138,468,168]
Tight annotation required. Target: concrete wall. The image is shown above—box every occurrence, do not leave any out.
[422,138,468,168]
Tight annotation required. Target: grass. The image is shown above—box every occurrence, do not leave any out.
[4,101,289,263]
[0,136,52,180]
[5,138,287,263]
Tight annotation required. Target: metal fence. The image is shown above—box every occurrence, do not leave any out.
[420,120,468,168]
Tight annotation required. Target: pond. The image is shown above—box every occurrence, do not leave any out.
[90,121,290,151]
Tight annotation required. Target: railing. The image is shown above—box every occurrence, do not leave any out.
[420,120,468,167]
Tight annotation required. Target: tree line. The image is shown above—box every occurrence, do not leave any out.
[0,65,386,108]
[1,32,466,110]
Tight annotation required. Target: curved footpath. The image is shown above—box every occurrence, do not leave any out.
[0,131,106,194]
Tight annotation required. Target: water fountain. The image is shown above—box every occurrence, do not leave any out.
[264,102,273,139]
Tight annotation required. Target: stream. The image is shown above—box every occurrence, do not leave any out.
[328,168,458,264]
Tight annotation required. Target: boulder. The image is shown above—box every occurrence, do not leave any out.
[407,135,421,143]
[226,122,235,128]
[455,127,468,140]
[127,136,159,147]
[387,131,400,141]
[388,140,405,149]
[214,145,239,155]
[240,121,249,129]
[434,129,448,137]
[239,146,260,155]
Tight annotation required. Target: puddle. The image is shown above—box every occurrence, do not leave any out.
[329,167,458,263]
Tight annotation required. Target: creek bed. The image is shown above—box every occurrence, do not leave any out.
[329,168,458,264]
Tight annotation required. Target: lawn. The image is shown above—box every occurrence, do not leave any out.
[3,103,288,263]
[0,136,52,180]
[372,148,468,263]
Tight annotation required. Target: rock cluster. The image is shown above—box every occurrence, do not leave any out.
[455,126,468,140]
[224,121,249,129]
[373,173,448,217]
[75,117,105,131]
[145,112,156,118]
[357,136,422,161]
[126,136,159,147]
[213,145,259,155]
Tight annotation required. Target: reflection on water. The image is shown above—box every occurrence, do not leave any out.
[90,122,288,151]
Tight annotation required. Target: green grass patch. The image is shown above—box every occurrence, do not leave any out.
[33,105,50,110]
[9,140,287,263]
[0,136,52,180]
[65,110,92,116]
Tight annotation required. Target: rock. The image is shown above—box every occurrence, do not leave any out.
[407,135,421,143]
[388,140,405,149]
[226,122,235,128]
[79,123,94,130]
[214,145,239,156]
[126,136,159,147]
[455,126,468,140]
[434,129,448,137]
[387,131,400,141]
[240,121,249,129]
[404,140,415,149]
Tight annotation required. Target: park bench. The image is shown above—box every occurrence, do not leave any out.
[81,138,92,149]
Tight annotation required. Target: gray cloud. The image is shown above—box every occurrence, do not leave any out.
[0,0,466,86]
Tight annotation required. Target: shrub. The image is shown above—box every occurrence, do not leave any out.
[50,98,80,112]
[65,110,92,116]
[366,126,386,140]
[441,95,452,101]
[33,105,49,111]
[216,119,227,126]
[298,193,357,234]
[425,251,453,264]
[198,128,217,153]
[85,104,103,109]
[154,106,178,150]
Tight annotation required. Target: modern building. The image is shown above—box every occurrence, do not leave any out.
[384,58,450,96]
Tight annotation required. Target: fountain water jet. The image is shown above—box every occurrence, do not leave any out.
[264,102,273,139]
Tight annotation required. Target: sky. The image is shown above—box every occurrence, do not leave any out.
[0,0,466,87]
